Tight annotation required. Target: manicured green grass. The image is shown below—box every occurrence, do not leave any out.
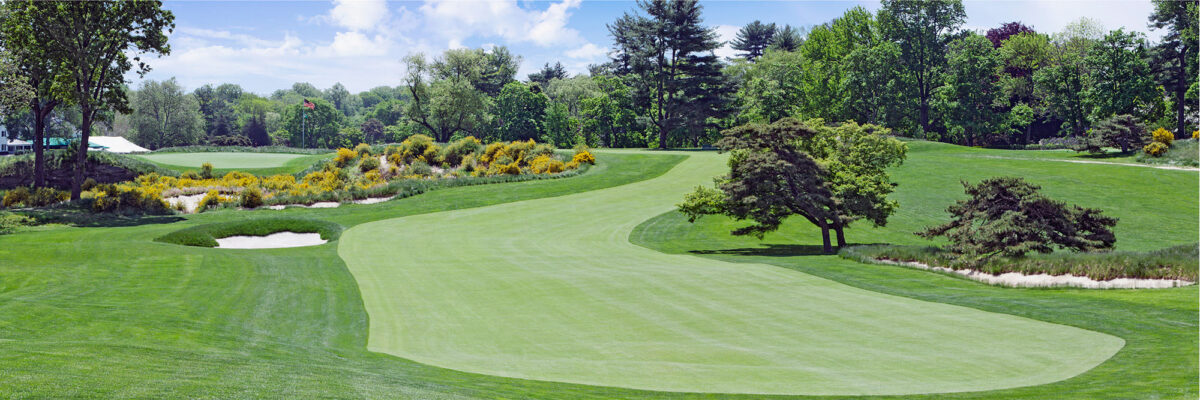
[0,142,1194,398]
[340,150,1123,396]
[132,152,332,175]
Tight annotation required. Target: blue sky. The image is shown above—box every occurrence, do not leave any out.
[138,0,1165,95]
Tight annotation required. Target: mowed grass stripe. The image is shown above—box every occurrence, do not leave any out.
[338,150,1124,396]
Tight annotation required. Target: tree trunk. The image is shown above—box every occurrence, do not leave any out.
[820,226,832,254]
[32,107,47,188]
[1175,50,1187,139]
[835,225,846,248]
[71,108,92,200]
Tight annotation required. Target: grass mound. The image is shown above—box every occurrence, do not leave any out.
[156,217,341,248]
[840,243,1199,281]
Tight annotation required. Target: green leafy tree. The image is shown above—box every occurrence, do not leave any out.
[919,176,1117,261]
[236,95,274,146]
[194,83,242,138]
[608,0,732,148]
[1085,29,1158,121]
[843,42,913,131]
[996,32,1052,106]
[1035,25,1096,138]
[544,75,598,116]
[40,0,174,199]
[281,98,342,148]
[476,46,520,97]
[878,0,966,133]
[1007,102,1036,145]
[933,33,1002,146]
[543,102,577,147]
[737,49,804,122]
[129,78,202,150]
[731,20,776,61]
[494,82,548,141]
[1148,0,1199,138]
[364,98,405,126]
[1,1,71,188]
[0,50,32,115]
[580,75,644,147]
[796,6,877,122]
[323,82,358,116]
[402,51,490,142]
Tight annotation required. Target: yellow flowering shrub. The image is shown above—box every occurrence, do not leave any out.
[572,150,595,165]
[529,155,565,174]
[1193,130,1198,139]
[421,145,441,164]
[2,187,29,208]
[240,187,264,208]
[480,142,507,164]
[1151,127,1174,146]
[196,190,226,212]
[1144,141,1169,157]
[334,148,358,167]
[353,143,373,157]
[400,134,436,163]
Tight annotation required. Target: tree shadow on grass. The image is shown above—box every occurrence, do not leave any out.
[690,243,882,257]
[1075,151,1135,160]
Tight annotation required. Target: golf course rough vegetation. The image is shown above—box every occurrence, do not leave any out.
[339,150,1125,396]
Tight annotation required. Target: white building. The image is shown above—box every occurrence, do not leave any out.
[1,125,32,155]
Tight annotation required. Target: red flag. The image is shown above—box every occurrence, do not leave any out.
[303,99,315,110]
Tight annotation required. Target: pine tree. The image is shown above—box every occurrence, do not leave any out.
[607,0,732,148]
[731,20,776,61]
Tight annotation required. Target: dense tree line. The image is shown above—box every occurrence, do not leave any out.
[3,0,1195,160]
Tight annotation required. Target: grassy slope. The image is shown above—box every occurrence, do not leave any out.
[339,150,1122,396]
[131,152,332,176]
[630,141,1198,399]
[0,142,1193,398]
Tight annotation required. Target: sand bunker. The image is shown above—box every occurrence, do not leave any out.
[214,232,327,249]
[875,259,1193,289]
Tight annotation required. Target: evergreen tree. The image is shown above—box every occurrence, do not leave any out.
[527,62,569,86]
[607,0,732,148]
[731,20,776,61]
[768,25,805,52]
[1147,0,1198,138]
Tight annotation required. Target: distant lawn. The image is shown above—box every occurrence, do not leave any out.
[132,152,332,175]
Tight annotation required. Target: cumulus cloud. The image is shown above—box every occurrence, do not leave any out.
[565,43,606,60]
[712,24,740,61]
[329,0,389,31]
[419,0,586,47]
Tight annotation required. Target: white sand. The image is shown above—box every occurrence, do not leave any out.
[165,194,207,213]
[309,202,340,208]
[874,258,1193,289]
[214,232,327,249]
[352,196,394,205]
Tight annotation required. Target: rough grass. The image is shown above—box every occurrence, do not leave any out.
[839,243,1199,281]
[1136,138,1199,167]
[155,217,342,247]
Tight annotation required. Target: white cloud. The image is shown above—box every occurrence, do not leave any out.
[419,0,585,47]
[565,43,606,60]
[329,0,389,31]
[713,24,740,60]
[964,0,1162,40]
[324,31,390,56]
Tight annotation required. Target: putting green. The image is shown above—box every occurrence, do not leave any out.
[134,152,309,170]
[338,151,1124,396]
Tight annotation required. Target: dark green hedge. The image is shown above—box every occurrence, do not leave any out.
[155,217,342,248]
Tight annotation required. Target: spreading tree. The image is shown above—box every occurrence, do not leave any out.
[39,0,174,199]
[1,1,69,188]
[919,177,1117,261]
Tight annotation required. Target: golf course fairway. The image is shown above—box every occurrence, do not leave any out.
[135,152,308,169]
[338,151,1125,396]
